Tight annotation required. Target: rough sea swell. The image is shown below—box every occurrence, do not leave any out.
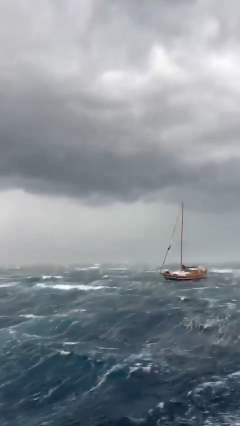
[1,266,240,426]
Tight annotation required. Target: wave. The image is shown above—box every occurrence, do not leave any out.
[36,283,113,291]
[210,268,233,274]
[42,275,63,280]
[0,282,18,287]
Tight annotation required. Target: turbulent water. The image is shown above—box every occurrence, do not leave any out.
[1,265,240,425]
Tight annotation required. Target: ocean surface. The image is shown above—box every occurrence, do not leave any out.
[1,265,240,426]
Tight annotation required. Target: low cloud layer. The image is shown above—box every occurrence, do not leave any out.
[1,0,240,211]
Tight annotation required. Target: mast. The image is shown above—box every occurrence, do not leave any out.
[180,202,184,269]
[160,206,181,272]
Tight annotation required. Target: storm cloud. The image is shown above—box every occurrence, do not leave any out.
[1,0,240,211]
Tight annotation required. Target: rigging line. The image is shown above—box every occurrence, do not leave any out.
[160,206,182,272]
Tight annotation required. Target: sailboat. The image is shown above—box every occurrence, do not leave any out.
[160,203,207,281]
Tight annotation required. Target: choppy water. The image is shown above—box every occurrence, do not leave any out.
[1,265,240,425]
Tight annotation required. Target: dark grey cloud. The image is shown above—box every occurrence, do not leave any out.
[0,0,240,211]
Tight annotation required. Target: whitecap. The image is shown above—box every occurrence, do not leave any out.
[228,371,240,379]
[41,275,63,280]
[36,283,111,291]
[60,350,70,356]
[178,296,188,301]
[75,265,100,271]
[20,314,42,319]
[129,363,153,375]
[225,302,236,310]
[0,282,18,287]
[210,268,233,274]
[157,402,164,409]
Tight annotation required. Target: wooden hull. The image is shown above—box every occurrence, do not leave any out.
[161,266,207,282]
[162,275,206,281]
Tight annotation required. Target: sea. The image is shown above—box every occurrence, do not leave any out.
[0,264,240,426]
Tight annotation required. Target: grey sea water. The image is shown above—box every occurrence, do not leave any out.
[0,265,240,426]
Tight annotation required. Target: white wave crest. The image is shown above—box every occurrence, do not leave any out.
[20,314,42,318]
[0,282,18,287]
[36,283,111,291]
[41,275,63,280]
[210,268,233,274]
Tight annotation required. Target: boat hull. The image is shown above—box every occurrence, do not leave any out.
[163,275,206,281]
[161,266,207,282]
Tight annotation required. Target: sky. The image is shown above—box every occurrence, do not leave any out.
[0,0,239,266]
